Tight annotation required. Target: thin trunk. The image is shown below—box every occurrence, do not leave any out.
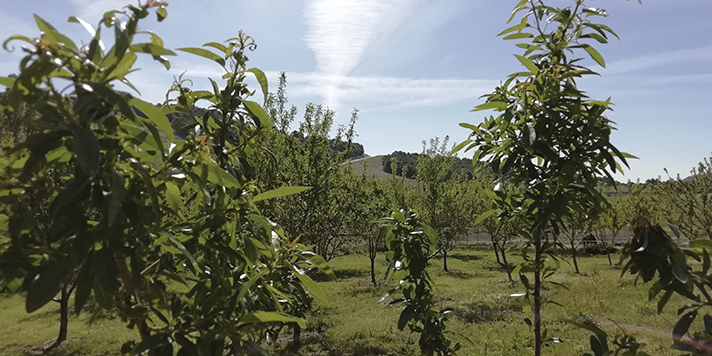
[605,233,613,266]
[443,249,449,272]
[46,285,70,351]
[571,240,580,274]
[533,229,543,356]
[370,255,377,286]
[492,239,502,264]
[501,248,513,282]
[292,324,301,350]
[58,286,68,343]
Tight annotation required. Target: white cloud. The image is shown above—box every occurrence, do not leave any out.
[606,46,712,75]
[267,71,496,108]
[71,0,132,23]
[303,0,418,107]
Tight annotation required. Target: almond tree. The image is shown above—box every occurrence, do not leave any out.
[0,4,334,355]
[456,1,631,353]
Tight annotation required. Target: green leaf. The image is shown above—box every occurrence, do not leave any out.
[177,47,225,66]
[165,182,181,214]
[305,254,336,281]
[398,305,417,330]
[129,43,176,57]
[26,258,74,313]
[292,265,329,305]
[34,15,77,50]
[130,98,174,142]
[690,239,712,251]
[141,31,163,47]
[514,54,539,74]
[243,100,272,130]
[162,232,197,270]
[471,102,508,112]
[253,186,311,202]
[52,177,90,214]
[247,68,269,103]
[237,311,306,329]
[673,311,697,341]
[474,209,499,225]
[156,6,167,22]
[73,127,101,176]
[582,44,606,68]
[451,139,472,155]
[658,290,674,313]
[580,33,608,44]
[236,270,267,301]
[0,77,16,88]
[503,32,533,40]
[3,35,35,52]
[203,160,241,188]
[203,42,227,54]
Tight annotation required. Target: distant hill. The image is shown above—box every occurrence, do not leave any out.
[348,155,417,183]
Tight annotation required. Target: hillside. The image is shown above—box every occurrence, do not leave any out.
[348,155,417,183]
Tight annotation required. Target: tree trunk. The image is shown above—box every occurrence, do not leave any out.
[501,247,513,282]
[571,240,580,274]
[46,285,70,352]
[58,286,68,343]
[533,230,543,356]
[492,239,502,264]
[292,323,301,350]
[605,233,613,266]
[370,255,377,286]
[443,249,449,272]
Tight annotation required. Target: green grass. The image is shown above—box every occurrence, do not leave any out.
[0,246,689,355]
[0,293,133,356]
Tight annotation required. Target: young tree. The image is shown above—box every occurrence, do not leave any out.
[658,157,712,240]
[559,206,592,274]
[416,137,481,272]
[0,5,334,355]
[379,210,461,356]
[455,1,631,354]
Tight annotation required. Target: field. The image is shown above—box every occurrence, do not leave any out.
[0,245,690,356]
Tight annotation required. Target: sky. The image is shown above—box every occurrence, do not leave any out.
[1,0,711,181]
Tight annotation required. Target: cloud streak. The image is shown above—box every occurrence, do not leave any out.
[267,71,496,108]
[606,45,712,75]
[303,0,417,107]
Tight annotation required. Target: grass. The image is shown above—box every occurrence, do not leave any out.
[0,245,689,356]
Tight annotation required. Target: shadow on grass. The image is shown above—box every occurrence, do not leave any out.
[17,308,59,323]
[434,269,474,280]
[449,253,482,262]
[456,299,522,324]
[311,268,368,282]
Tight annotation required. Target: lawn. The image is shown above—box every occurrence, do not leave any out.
[0,245,689,356]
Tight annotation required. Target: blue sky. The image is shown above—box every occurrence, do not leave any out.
[1,0,711,181]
